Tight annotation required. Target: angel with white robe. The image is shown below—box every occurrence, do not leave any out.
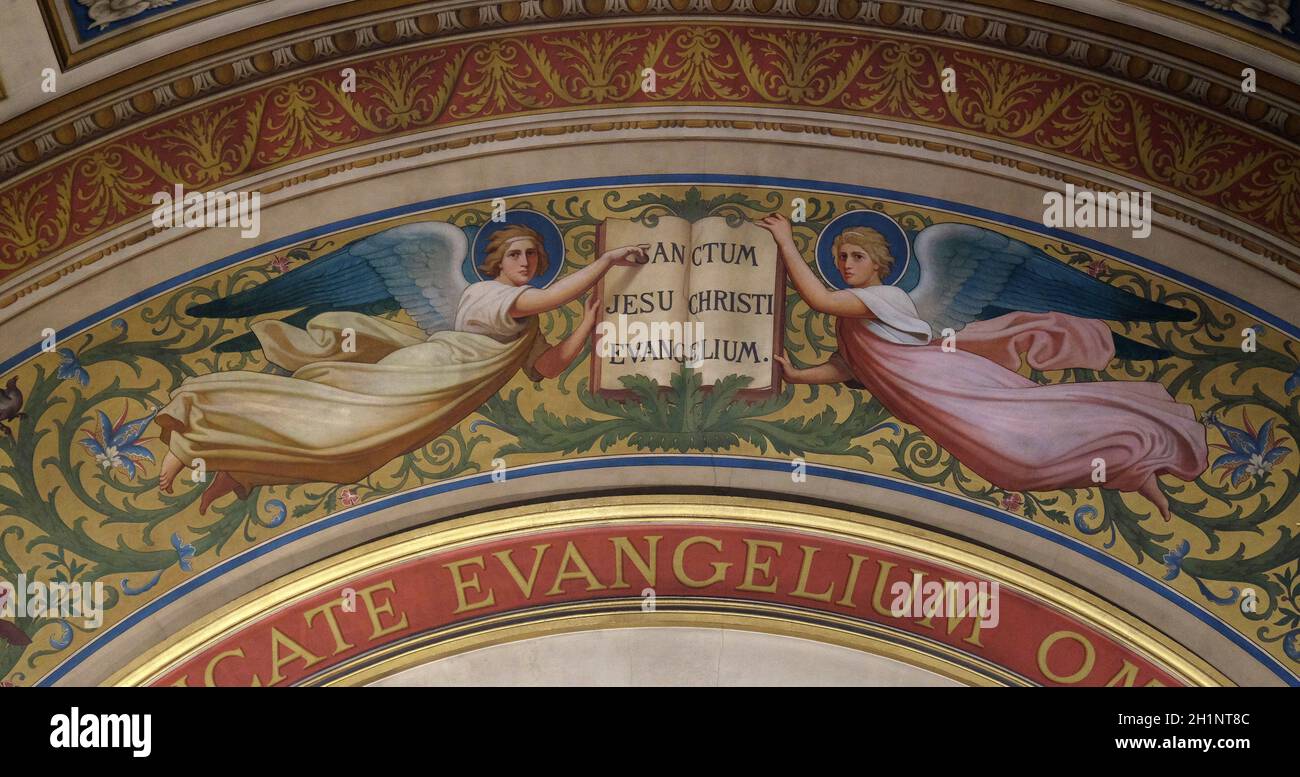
[757,213,1208,520]
[155,221,647,512]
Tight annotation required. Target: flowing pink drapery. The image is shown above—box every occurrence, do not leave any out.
[836,311,1208,492]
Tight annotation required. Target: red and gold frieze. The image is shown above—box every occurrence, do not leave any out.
[1,21,1295,288]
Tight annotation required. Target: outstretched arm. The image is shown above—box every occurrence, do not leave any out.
[533,294,602,379]
[774,353,855,385]
[509,244,648,318]
[755,214,873,318]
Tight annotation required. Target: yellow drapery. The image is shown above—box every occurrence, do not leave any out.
[157,311,538,489]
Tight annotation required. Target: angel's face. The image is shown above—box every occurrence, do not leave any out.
[837,245,882,288]
[498,238,540,286]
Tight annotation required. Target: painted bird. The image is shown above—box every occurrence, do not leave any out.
[0,377,25,440]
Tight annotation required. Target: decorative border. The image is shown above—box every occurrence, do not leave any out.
[11,173,1294,687]
[10,0,1300,159]
[3,19,1299,293]
[107,496,1227,687]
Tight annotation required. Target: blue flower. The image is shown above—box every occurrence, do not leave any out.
[1162,539,1190,581]
[56,348,89,386]
[171,533,195,572]
[80,404,158,480]
[1286,367,1300,395]
[1207,409,1291,487]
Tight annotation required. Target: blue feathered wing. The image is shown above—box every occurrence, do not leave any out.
[188,222,470,352]
[902,223,1193,359]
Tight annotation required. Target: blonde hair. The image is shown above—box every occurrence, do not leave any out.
[479,225,549,279]
[832,227,894,280]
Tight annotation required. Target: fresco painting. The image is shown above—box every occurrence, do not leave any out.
[4,0,1300,691]
[0,181,1296,684]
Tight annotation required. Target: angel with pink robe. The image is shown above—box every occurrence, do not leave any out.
[757,213,1208,519]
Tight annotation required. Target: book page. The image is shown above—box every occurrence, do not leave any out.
[686,217,782,390]
[594,217,692,391]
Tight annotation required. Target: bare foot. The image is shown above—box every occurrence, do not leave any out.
[158,452,184,494]
[1137,477,1170,521]
[199,472,249,515]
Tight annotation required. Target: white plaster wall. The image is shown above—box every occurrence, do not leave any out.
[369,627,963,687]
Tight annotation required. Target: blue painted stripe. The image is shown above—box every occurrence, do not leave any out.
[10,174,1294,685]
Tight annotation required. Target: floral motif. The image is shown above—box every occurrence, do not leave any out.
[1207,410,1292,487]
[846,41,944,119]
[945,54,1078,136]
[651,28,748,101]
[79,404,158,480]
[1163,540,1191,581]
[334,50,464,133]
[527,30,652,102]
[56,349,88,386]
[731,29,868,105]
[172,533,195,572]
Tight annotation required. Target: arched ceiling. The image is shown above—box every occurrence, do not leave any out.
[0,0,1297,687]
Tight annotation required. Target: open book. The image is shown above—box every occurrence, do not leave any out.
[591,216,785,400]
